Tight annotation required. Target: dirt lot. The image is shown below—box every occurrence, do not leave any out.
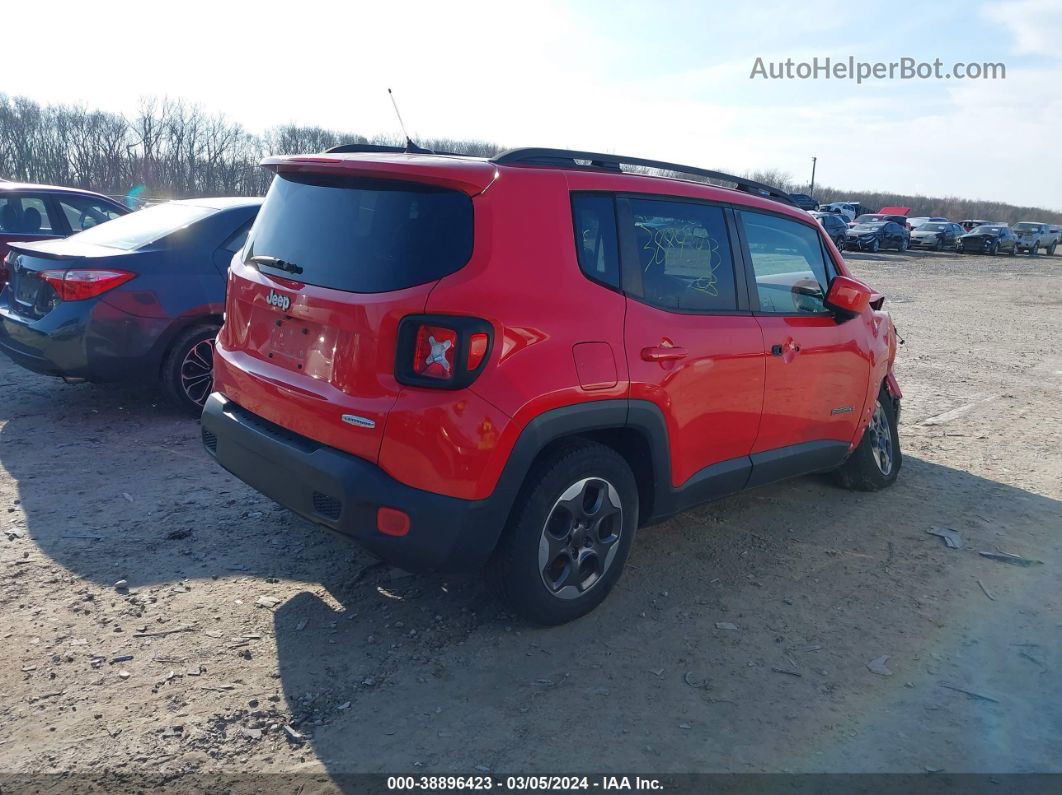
[0,249,1060,786]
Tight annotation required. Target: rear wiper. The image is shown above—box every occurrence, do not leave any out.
[249,255,304,275]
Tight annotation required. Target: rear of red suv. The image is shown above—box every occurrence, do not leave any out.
[204,154,519,567]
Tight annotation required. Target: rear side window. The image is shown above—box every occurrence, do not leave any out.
[571,194,620,289]
[59,196,125,231]
[0,195,57,233]
[740,210,831,315]
[222,220,253,254]
[246,173,473,293]
[627,198,738,312]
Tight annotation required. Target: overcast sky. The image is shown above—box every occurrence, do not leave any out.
[5,0,1060,208]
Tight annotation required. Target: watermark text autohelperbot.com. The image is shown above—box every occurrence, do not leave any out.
[750,56,1005,83]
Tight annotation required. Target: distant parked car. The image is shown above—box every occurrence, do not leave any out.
[959,219,991,233]
[1012,222,1058,256]
[851,213,909,228]
[956,224,1017,256]
[0,182,129,288]
[810,211,848,248]
[845,220,910,252]
[0,197,261,413]
[788,193,818,211]
[906,216,949,231]
[819,201,863,222]
[909,222,964,251]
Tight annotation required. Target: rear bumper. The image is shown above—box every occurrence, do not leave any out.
[201,393,506,573]
[0,298,167,381]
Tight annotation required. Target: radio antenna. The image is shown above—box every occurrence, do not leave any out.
[388,88,431,154]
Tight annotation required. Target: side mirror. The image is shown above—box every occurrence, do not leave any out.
[825,275,874,317]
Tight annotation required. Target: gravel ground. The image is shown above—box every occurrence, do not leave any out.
[0,249,1059,787]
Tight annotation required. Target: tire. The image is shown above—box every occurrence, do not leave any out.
[1008,244,1016,257]
[1029,242,1038,256]
[988,241,998,256]
[161,324,220,416]
[897,238,908,252]
[934,238,944,251]
[1049,242,1057,256]
[869,239,880,253]
[488,440,638,625]
[833,389,901,492]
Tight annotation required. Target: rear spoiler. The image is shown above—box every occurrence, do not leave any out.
[260,154,499,196]
[5,242,82,260]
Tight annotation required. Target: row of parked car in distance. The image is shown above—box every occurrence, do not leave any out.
[808,201,1060,256]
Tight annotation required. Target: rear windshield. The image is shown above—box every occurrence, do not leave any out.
[245,172,473,293]
[69,203,215,250]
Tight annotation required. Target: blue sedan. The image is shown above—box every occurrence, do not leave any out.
[0,197,261,413]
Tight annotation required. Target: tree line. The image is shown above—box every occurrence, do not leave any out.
[0,94,498,203]
[1,93,1057,225]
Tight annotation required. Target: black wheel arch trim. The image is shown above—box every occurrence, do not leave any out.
[490,400,852,532]
[153,312,224,374]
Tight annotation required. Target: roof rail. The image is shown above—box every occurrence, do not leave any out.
[491,147,796,207]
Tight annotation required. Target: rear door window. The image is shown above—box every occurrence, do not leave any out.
[0,194,58,234]
[245,173,474,293]
[625,198,738,312]
[59,195,125,231]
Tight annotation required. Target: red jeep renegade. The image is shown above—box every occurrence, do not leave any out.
[202,146,902,625]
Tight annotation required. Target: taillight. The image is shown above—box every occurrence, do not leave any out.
[467,333,489,370]
[40,269,136,301]
[412,325,458,380]
[396,315,493,390]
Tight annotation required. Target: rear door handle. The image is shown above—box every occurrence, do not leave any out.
[641,345,688,362]
[771,343,801,356]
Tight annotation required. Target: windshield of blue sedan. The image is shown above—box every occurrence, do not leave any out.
[971,225,1003,234]
[68,203,215,250]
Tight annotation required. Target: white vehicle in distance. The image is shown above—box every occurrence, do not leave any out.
[1012,222,1058,256]
[818,201,863,222]
[907,216,948,231]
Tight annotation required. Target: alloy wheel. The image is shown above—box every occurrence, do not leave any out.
[180,339,215,408]
[538,477,623,600]
[867,401,894,476]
